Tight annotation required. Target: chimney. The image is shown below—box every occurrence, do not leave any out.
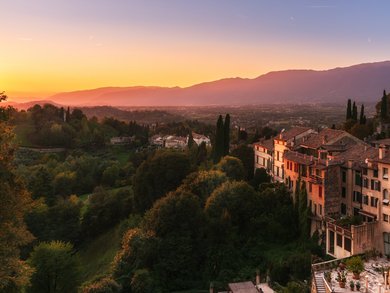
[380,144,386,160]
[348,160,353,169]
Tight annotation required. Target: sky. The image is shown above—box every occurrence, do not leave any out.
[1,0,390,100]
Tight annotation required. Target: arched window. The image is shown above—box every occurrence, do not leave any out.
[384,189,389,200]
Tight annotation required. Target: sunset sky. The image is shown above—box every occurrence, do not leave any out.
[1,0,390,100]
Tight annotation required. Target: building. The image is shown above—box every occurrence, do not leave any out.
[164,135,187,149]
[272,127,314,182]
[253,127,390,258]
[110,136,134,145]
[254,138,273,174]
[191,132,211,146]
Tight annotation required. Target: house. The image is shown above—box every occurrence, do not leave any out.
[254,138,273,174]
[164,135,187,149]
[110,136,134,145]
[191,132,211,146]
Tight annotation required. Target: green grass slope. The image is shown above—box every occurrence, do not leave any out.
[78,224,123,283]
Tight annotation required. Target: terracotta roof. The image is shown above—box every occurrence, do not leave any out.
[334,144,378,169]
[284,151,314,165]
[371,138,390,147]
[299,128,348,149]
[278,127,312,141]
[254,138,274,150]
[228,282,258,293]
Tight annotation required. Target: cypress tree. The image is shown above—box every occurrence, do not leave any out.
[346,99,352,120]
[381,90,388,120]
[352,101,358,121]
[359,104,365,124]
[223,114,230,156]
[299,182,310,239]
[66,107,71,122]
[213,115,224,163]
[187,131,194,149]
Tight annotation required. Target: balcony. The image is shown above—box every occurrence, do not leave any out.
[309,174,323,184]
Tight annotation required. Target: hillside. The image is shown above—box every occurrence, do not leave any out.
[47,61,390,106]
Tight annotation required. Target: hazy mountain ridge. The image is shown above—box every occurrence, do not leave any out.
[44,61,390,106]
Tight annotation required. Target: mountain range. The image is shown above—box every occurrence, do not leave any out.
[17,61,390,106]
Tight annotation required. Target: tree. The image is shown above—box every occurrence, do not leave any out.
[28,166,54,204]
[346,99,352,120]
[223,114,230,156]
[359,104,366,125]
[179,170,228,205]
[112,229,158,292]
[381,90,388,120]
[352,101,358,121]
[0,99,34,291]
[298,182,310,239]
[65,107,71,123]
[231,144,254,180]
[196,141,208,165]
[131,269,155,293]
[250,168,271,190]
[142,191,204,290]
[215,156,246,181]
[213,115,224,163]
[133,150,191,213]
[205,181,259,236]
[81,277,121,293]
[27,241,80,293]
[187,131,194,149]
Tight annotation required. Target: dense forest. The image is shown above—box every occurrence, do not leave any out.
[0,96,320,293]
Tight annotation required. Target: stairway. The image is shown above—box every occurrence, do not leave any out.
[314,273,326,293]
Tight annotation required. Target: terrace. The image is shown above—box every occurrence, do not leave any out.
[313,256,390,293]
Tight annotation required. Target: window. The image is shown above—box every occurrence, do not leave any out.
[342,187,346,198]
[363,168,368,175]
[355,172,362,186]
[374,181,381,192]
[371,197,379,208]
[363,178,369,188]
[337,233,343,247]
[342,171,347,183]
[294,163,298,173]
[262,157,266,166]
[353,191,361,203]
[371,179,375,190]
[344,237,352,252]
[384,189,389,200]
[319,186,323,198]
[384,168,389,180]
[341,203,347,215]
[319,204,322,216]
[314,204,317,216]
[384,214,389,222]
[309,183,313,192]
[329,230,335,254]
[374,169,378,178]
[363,195,369,205]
